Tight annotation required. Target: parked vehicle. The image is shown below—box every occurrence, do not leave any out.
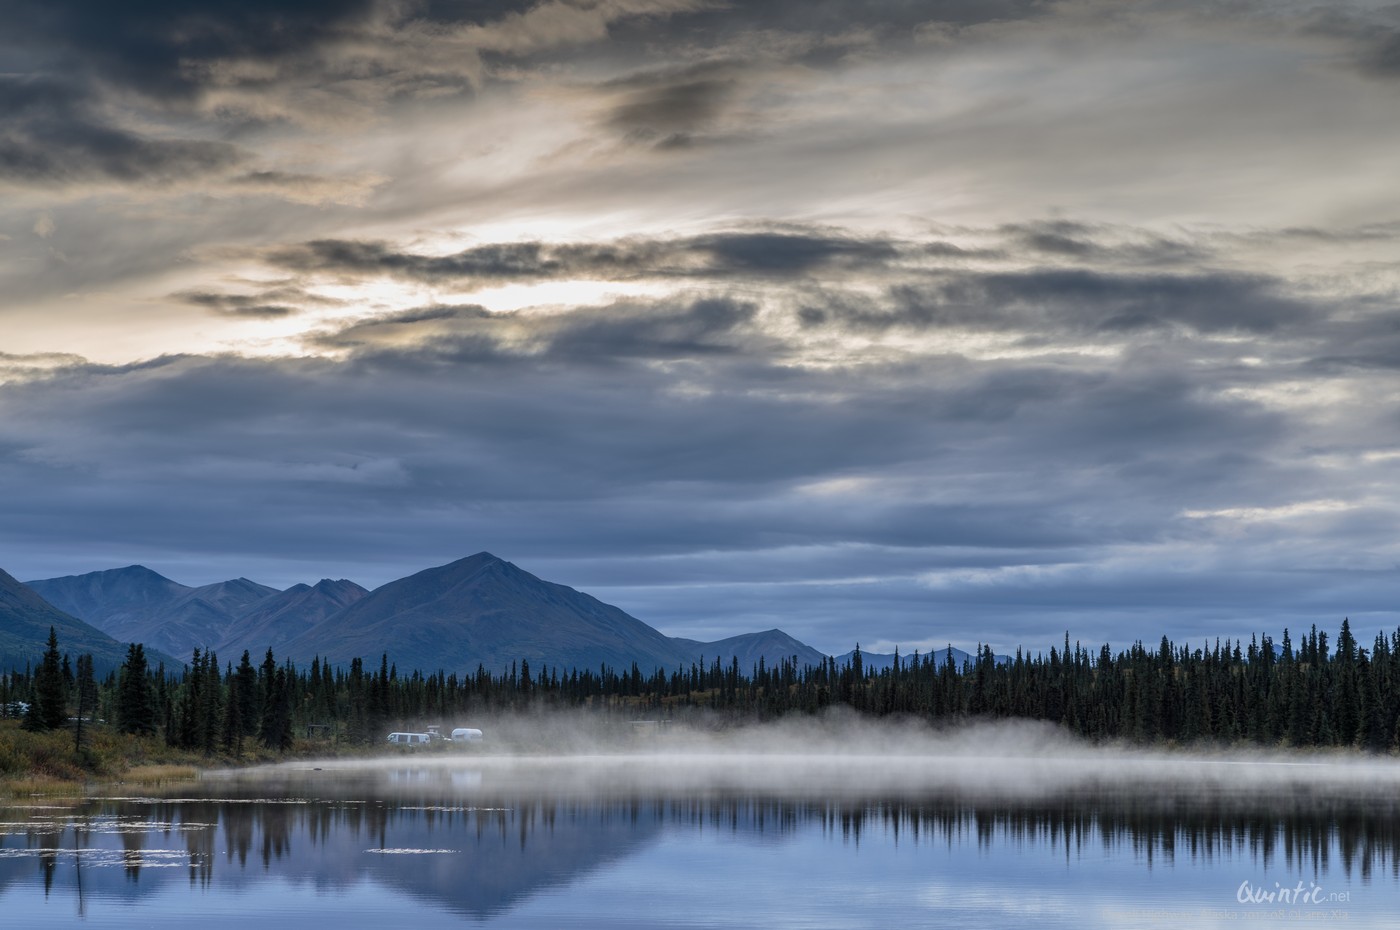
[386,731,432,745]
[450,727,483,743]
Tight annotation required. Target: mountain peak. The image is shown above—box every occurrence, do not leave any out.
[283,551,693,674]
[312,578,364,592]
[432,552,519,584]
[28,564,183,588]
[451,551,505,568]
[120,564,171,577]
[215,576,368,656]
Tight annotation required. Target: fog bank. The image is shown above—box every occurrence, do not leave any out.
[207,713,1400,802]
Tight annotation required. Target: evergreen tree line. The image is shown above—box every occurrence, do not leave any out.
[6,619,1400,752]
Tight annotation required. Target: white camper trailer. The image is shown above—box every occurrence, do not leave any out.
[450,727,484,743]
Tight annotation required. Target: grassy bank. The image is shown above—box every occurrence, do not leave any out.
[0,720,276,796]
[0,719,423,795]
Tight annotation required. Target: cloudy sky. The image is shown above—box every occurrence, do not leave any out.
[3,0,1400,656]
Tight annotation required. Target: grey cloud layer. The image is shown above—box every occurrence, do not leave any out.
[5,222,1395,650]
[251,224,1332,349]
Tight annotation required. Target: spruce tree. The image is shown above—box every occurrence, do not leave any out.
[258,649,278,736]
[235,651,259,738]
[73,654,96,752]
[259,668,294,750]
[221,663,244,755]
[22,628,67,732]
[116,643,156,735]
[199,650,222,754]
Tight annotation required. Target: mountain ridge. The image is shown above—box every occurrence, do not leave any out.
[280,552,701,674]
[27,566,280,660]
[21,553,991,676]
[218,578,367,658]
[0,567,176,674]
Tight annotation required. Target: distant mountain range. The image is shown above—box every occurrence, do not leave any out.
[0,567,176,674]
[231,578,369,655]
[9,552,992,676]
[28,566,285,659]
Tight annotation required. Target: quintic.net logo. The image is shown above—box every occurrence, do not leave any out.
[1235,879,1351,906]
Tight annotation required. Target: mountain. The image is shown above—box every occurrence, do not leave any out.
[0,567,155,674]
[26,564,186,632]
[132,577,281,661]
[218,578,368,658]
[282,552,699,674]
[675,628,828,671]
[22,555,995,678]
[26,566,279,662]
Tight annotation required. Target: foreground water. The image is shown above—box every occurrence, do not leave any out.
[4,738,1400,928]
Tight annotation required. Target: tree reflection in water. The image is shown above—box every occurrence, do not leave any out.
[2,778,1399,922]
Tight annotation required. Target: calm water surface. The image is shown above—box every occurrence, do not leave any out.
[3,753,1398,929]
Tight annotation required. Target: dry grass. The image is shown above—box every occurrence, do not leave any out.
[0,775,87,799]
[120,763,199,785]
[0,720,206,793]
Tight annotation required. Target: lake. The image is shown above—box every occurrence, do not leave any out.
[4,726,1399,928]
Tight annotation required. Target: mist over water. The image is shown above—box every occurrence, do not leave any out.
[217,713,1400,803]
[6,716,1400,928]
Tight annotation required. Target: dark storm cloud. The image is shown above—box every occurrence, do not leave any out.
[542,296,759,358]
[329,304,491,335]
[1017,228,1096,258]
[607,75,735,134]
[639,0,1053,44]
[1359,31,1400,77]
[0,0,743,185]
[266,229,901,283]
[947,270,1309,335]
[319,296,760,361]
[1303,7,1400,80]
[999,221,1209,266]
[0,76,245,186]
[0,0,379,100]
[590,1,1060,148]
[178,294,297,319]
[1306,341,1400,373]
[266,238,637,281]
[1265,223,1400,244]
[1,0,739,112]
[694,231,898,272]
[173,284,342,318]
[797,268,1311,337]
[599,60,742,145]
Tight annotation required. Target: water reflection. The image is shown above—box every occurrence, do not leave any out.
[2,767,1398,926]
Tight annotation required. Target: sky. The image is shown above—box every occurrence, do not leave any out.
[3,0,1400,657]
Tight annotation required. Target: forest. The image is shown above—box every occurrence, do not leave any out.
[4,619,1400,755]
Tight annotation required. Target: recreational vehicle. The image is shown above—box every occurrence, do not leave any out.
[386,731,432,745]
